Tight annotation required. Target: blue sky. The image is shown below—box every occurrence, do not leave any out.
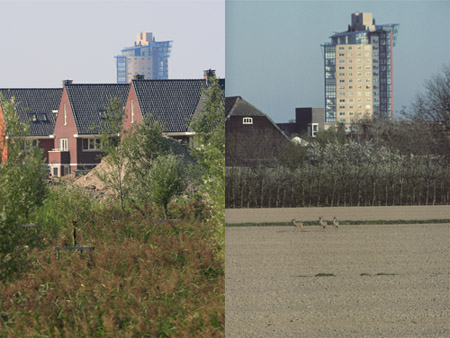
[226,0,450,122]
[0,0,224,88]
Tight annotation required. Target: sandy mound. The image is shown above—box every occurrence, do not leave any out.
[73,157,116,197]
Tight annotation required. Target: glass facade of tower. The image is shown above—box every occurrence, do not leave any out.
[322,15,399,123]
[116,34,172,83]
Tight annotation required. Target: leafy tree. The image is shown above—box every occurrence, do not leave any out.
[315,122,346,147]
[123,116,189,214]
[0,94,48,281]
[190,77,225,255]
[95,96,128,209]
[147,154,186,218]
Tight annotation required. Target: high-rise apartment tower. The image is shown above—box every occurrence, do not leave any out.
[322,13,399,126]
[116,32,172,83]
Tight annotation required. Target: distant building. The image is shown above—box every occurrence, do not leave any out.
[277,107,324,138]
[322,12,399,127]
[116,32,172,83]
[226,96,289,167]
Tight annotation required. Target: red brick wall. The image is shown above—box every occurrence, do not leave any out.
[51,88,78,167]
[39,138,54,163]
[122,84,143,133]
[76,138,102,167]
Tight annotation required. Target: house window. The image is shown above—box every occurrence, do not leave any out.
[60,138,68,151]
[64,103,67,126]
[243,117,253,125]
[82,138,101,151]
[131,100,135,123]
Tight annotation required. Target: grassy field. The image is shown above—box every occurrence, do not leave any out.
[226,221,450,337]
[225,205,450,224]
[1,203,224,337]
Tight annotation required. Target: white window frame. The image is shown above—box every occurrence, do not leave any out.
[131,100,135,124]
[60,138,68,151]
[243,117,253,125]
[64,103,67,126]
[82,138,102,152]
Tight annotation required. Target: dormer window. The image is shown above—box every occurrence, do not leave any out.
[98,109,107,119]
[243,117,253,125]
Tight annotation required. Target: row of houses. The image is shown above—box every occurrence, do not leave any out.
[0,73,223,176]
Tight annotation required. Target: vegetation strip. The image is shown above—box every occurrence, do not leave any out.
[226,219,450,227]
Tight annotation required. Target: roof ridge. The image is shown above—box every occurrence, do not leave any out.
[65,83,130,86]
[132,79,205,82]
[0,88,62,90]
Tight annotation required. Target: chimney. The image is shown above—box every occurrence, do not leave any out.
[62,80,73,86]
[133,74,145,80]
[203,69,216,86]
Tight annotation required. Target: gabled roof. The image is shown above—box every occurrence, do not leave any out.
[225,96,239,116]
[225,96,289,140]
[65,83,130,135]
[225,96,267,118]
[0,88,63,137]
[131,79,224,133]
[132,79,206,133]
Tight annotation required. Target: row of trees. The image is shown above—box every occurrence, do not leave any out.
[226,64,450,208]
[226,141,450,208]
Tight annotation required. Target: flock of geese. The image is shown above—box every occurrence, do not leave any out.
[291,216,339,230]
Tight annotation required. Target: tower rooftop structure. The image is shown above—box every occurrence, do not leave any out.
[116,32,172,83]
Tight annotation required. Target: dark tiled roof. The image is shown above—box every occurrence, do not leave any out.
[225,96,266,117]
[65,83,130,135]
[225,96,239,116]
[132,79,224,133]
[132,79,206,133]
[0,88,63,137]
[225,96,289,140]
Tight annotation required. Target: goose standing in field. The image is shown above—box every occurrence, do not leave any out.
[291,219,304,230]
[333,217,339,229]
[319,216,327,230]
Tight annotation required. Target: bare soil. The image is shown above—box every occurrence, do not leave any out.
[226,215,450,337]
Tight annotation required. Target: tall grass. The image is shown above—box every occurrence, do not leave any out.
[0,192,224,337]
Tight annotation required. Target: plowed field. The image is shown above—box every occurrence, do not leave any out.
[225,207,450,337]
